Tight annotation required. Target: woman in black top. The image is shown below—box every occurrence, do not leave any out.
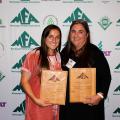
[59,19,111,120]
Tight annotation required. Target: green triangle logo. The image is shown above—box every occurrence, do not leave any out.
[63,7,92,24]
[11,31,39,49]
[11,7,39,25]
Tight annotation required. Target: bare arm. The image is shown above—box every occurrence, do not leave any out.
[20,70,52,107]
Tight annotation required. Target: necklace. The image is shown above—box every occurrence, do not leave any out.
[48,53,61,70]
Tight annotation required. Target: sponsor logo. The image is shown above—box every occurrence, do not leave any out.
[10,7,39,26]
[11,31,39,50]
[98,41,111,56]
[12,54,26,72]
[98,16,112,30]
[0,102,7,107]
[12,84,24,94]
[63,7,92,26]
[43,15,58,27]
[112,107,120,117]
[12,100,25,116]
[113,85,120,95]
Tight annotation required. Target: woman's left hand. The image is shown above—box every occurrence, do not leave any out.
[83,94,103,106]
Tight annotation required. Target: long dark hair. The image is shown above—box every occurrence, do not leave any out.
[36,24,62,68]
[62,19,91,67]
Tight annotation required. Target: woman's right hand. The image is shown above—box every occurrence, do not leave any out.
[34,98,52,107]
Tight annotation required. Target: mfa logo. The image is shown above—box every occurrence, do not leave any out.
[12,54,26,72]
[49,75,60,82]
[98,16,112,30]
[0,70,5,82]
[115,41,120,50]
[77,73,88,79]
[11,31,39,50]
[13,100,25,115]
[63,7,92,26]
[12,84,24,94]
[98,41,111,56]
[10,7,39,26]
[43,15,58,27]
[113,85,120,95]
[113,107,120,117]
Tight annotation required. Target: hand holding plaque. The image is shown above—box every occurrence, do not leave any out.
[70,68,96,103]
[40,70,67,105]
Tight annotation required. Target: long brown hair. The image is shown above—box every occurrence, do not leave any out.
[66,19,90,55]
[36,24,62,68]
[62,19,91,67]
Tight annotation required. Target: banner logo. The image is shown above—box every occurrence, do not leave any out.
[10,7,39,26]
[63,7,92,26]
[98,41,111,56]
[98,16,112,30]
[0,102,7,107]
[43,15,58,27]
[11,31,39,50]
[12,54,26,72]
[12,100,25,115]
[113,107,120,117]
[12,84,24,94]
[113,85,120,95]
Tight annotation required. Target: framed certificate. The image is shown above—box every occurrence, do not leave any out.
[40,70,68,105]
[70,68,96,103]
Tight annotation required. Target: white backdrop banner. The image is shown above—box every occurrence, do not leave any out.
[0,0,120,120]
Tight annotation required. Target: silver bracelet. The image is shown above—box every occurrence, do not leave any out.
[97,93,104,99]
